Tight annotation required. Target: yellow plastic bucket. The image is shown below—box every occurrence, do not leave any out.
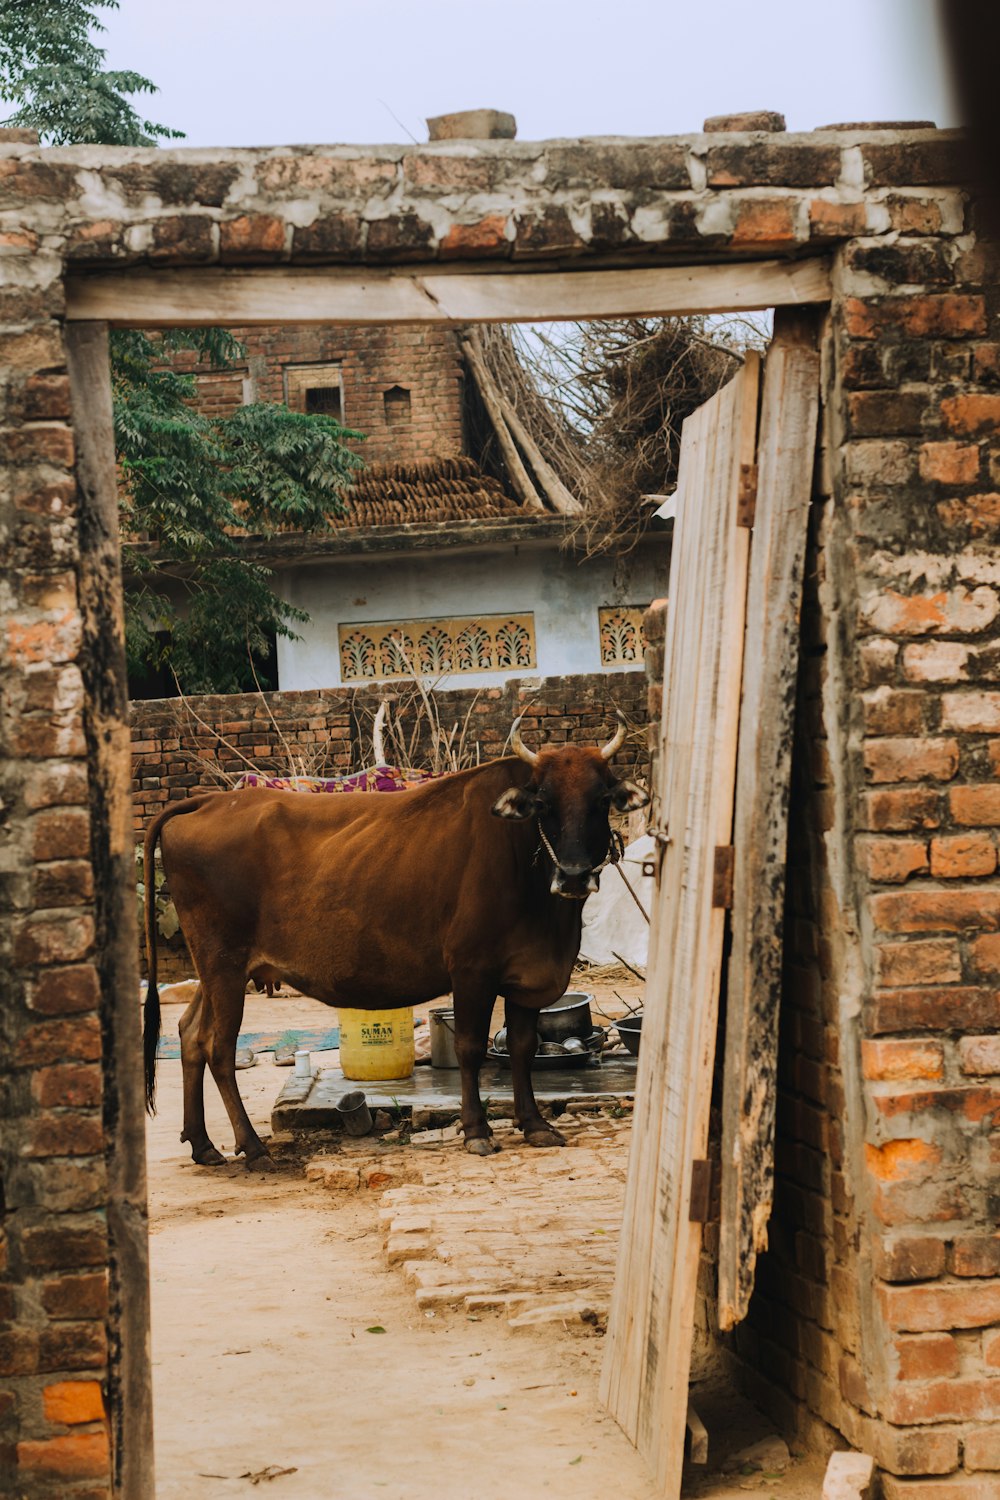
[337,1007,415,1081]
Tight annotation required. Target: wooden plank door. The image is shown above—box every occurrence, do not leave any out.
[718,319,821,1329]
[600,352,760,1494]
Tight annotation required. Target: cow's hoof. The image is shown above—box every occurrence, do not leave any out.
[465,1136,500,1156]
[192,1145,227,1166]
[525,1127,566,1149]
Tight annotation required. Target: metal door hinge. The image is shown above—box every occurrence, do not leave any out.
[737,462,758,528]
[689,1159,712,1222]
[712,845,735,909]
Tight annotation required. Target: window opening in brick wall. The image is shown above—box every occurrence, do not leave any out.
[284,361,343,420]
[383,384,411,425]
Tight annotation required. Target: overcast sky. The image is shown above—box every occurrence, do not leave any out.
[102,0,957,150]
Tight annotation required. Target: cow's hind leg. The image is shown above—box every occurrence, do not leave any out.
[178,987,226,1165]
[452,983,500,1156]
[505,999,565,1148]
[201,969,270,1165]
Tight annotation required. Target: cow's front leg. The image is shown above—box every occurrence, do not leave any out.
[505,999,565,1148]
[451,984,500,1156]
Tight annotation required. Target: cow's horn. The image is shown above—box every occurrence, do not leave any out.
[600,713,628,761]
[510,716,539,766]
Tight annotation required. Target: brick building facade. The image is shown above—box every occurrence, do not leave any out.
[171,321,466,464]
[1,123,999,1498]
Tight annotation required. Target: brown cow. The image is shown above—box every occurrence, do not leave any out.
[142,716,648,1165]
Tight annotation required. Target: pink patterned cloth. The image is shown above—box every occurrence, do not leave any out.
[234,765,441,795]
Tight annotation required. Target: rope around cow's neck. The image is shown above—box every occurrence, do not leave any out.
[534,823,649,923]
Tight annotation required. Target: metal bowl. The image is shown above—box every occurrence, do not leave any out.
[615,1014,643,1056]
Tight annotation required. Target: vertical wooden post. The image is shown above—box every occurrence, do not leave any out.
[66,321,155,1500]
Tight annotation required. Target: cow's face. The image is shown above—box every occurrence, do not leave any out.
[492,720,649,899]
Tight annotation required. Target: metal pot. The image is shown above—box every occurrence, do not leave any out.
[537,991,593,1043]
[429,1006,460,1069]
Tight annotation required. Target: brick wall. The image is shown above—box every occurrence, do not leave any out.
[1,124,997,1498]
[129,670,649,831]
[169,323,465,464]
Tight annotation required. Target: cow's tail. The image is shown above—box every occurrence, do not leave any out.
[142,793,221,1114]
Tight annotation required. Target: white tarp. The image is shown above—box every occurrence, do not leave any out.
[579,834,654,971]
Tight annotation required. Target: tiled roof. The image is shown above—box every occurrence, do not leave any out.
[329,455,526,527]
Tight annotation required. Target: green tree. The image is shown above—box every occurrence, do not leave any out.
[1,1,363,693]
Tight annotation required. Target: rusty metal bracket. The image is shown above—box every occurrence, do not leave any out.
[736,461,758,528]
[711,845,735,909]
[689,1159,712,1222]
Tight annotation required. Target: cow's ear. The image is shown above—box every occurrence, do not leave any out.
[492,787,537,821]
[610,779,650,812]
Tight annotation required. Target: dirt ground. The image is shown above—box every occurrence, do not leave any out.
[146,979,829,1499]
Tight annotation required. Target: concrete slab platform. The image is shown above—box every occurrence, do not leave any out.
[272,1057,638,1132]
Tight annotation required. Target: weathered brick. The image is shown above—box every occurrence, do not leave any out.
[930,833,996,878]
[883,1374,1000,1423]
[31,1063,102,1109]
[31,808,91,862]
[860,837,929,883]
[862,586,1000,636]
[865,1138,942,1178]
[27,965,100,1015]
[863,739,959,784]
[40,1273,108,1321]
[959,1037,1000,1076]
[13,913,95,966]
[705,142,840,187]
[731,197,798,245]
[844,293,986,339]
[863,687,928,735]
[966,1426,1000,1471]
[937,491,1000,538]
[33,859,94,908]
[919,440,981,483]
[218,214,286,261]
[951,785,1000,826]
[971,933,1000,975]
[892,1332,959,1381]
[848,390,928,436]
[869,1233,934,1287]
[16,1431,109,1479]
[870,888,1000,934]
[43,1380,105,1425]
[14,1016,101,1067]
[942,392,1000,436]
[862,1041,944,1082]
[38,1321,106,1372]
[862,787,942,831]
[25,1113,103,1157]
[942,692,1000,732]
[21,1225,107,1271]
[950,1235,1000,1275]
[882,1477,1000,1500]
[448,213,515,258]
[902,642,971,683]
[882,1280,1000,1332]
[870,986,1000,1033]
[875,939,961,987]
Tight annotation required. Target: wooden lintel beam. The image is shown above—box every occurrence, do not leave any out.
[64,257,832,327]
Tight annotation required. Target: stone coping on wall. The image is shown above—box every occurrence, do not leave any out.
[1,127,966,272]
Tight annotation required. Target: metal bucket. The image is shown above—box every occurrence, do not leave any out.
[538,991,594,1043]
[429,1006,460,1069]
[336,1089,373,1136]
